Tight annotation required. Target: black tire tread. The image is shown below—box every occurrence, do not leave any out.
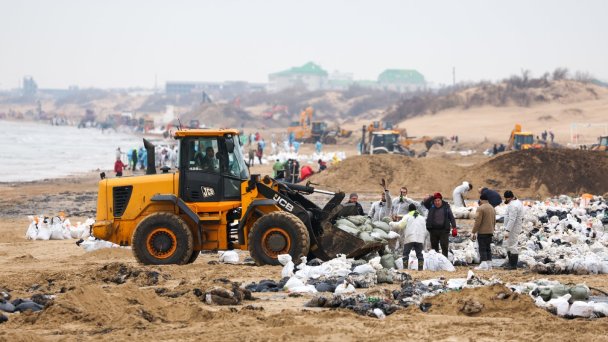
[247,211,310,266]
[132,212,193,265]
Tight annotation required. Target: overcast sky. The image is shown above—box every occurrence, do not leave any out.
[0,0,606,89]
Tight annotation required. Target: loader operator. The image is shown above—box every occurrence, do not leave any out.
[195,146,219,172]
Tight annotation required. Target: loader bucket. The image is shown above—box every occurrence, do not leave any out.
[313,203,385,260]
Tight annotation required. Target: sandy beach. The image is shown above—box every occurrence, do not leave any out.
[1,145,608,340]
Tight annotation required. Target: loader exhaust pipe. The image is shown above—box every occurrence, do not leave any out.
[143,138,156,175]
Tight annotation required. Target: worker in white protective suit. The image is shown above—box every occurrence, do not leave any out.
[369,179,392,222]
[452,181,473,207]
[502,190,524,270]
[391,186,424,220]
[389,203,428,271]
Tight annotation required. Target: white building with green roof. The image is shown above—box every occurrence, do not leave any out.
[268,62,329,92]
[377,69,426,92]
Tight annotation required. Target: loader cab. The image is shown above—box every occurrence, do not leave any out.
[371,131,400,153]
[513,133,534,150]
[178,132,249,203]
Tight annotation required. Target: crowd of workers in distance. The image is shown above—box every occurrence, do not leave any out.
[346,179,523,272]
[114,145,177,177]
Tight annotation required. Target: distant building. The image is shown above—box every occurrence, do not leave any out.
[377,69,426,92]
[268,62,328,92]
[23,76,38,97]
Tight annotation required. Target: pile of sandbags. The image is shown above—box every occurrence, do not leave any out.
[334,215,393,243]
[440,194,608,273]
[491,195,608,274]
[509,280,608,318]
[25,215,94,241]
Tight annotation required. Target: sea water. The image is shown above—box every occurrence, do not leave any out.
[0,120,144,182]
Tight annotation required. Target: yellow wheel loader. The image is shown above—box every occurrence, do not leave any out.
[92,129,382,265]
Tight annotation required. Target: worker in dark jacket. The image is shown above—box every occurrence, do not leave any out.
[478,187,502,207]
[425,192,457,258]
[346,193,365,215]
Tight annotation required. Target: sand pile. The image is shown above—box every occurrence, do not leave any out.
[468,149,608,198]
[310,150,608,198]
[309,154,465,195]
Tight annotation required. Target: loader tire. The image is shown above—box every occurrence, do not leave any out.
[248,211,310,266]
[132,212,193,265]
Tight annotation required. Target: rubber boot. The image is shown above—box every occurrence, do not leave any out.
[510,254,519,269]
[505,253,518,270]
[418,259,424,271]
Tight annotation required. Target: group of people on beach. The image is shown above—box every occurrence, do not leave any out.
[345,179,523,271]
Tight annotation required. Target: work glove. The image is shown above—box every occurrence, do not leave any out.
[451,227,458,237]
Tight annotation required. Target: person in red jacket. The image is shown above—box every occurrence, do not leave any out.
[299,165,314,182]
[114,157,126,177]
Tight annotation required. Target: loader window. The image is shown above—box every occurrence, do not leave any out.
[224,135,249,180]
[188,138,220,173]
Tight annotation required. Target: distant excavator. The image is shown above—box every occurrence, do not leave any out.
[286,107,350,144]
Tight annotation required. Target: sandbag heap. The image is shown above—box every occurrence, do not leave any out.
[435,195,608,273]
[493,195,608,274]
[334,215,396,244]
[305,271,497,319]
[509,279,608,318]
[246,251,456,299]
[25,215,125,252]
[25,215,94,241]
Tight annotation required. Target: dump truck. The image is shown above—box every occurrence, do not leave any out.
[92,129,382,266]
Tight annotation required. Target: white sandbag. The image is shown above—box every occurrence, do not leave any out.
[278,254,292,265]
[353,263,375,274]
[36,221,51,240]
[282,261,295,278]
[447,278,467,290]
[373,308,386,319]
[25,217,38,240]
[372,221,391,233]
[284,277,305,291]
[219,250,239,264]
[371,229,389,240]
[592,302,608,315]
[395,257,404,270]
[346,215,367,226]
[567,301,594,318]
[62,226,72,239]
[289,285,318,293]
[407,250,419,270]
[334,281,356,295]
[336,218,357,229]
[337,224,360,236]
[69,226,86,239]
[80,222,91,239]
[80,238,116,252]
[387,231,400,239]
[368,256,383,270]
[49,222,65,240]
[358,231,375,242]
[423,250,455,272]
[547,294,571,316]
